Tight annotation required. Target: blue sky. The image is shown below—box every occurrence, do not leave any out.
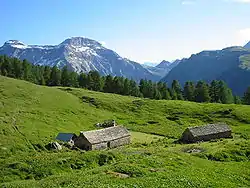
[1,0,250,63]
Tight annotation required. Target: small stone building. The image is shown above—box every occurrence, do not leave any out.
[181,123,232,143]
[56,133,77,145]
[74,126,130,150]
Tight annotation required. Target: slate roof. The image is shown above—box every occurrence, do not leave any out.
[80,126,130,144]
[56,133,77,142]
[188,123,231,137]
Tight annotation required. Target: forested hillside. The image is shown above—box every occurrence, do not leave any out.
[162,46,250,96]
[1,55,250,104]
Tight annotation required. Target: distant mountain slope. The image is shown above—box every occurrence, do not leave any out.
[244,41,250,49]
[162,46,250,95]
[143,60,180,78]
[0,37,158,81]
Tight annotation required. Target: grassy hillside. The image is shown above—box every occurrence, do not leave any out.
[0,76,249,187]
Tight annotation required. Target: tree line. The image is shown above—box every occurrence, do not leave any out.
[0,55,250,105]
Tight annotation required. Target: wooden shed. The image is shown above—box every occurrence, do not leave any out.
[181,123,232,143]
[74,126,130,150]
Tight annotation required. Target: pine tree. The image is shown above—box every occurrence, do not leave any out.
[209,80,220,103]
[234,96,242,104]
[130,79,141,97]
[183,81,195,101]
[157,82,171,100]
[218,81,234,104]
[43,66,51,86]
[22,59,32,81]
[243,86,250,105]
[12,58,23,79]
[49,66,61,86]
[123,78,131,95]
[139,79,147,97]
[61,66,70,86]
[172,80,184,100]
[153,84,162,100]
[103,75,113,93]
[194,81,211,103]
[78,73,88,88]
[88,71,102,91]
[112,76,124,94]
[69,71,79,87]
[40,76,46,85]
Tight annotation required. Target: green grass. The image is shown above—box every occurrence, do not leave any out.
[240,54,250,70]
[0,76,250,187]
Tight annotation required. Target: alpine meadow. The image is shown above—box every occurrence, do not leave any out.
[0,75,250,187]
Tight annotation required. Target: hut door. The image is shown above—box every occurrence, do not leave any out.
[107,141,111,148]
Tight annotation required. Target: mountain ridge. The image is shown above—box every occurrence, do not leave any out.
[162,46,250,95]
[0,37,159,81]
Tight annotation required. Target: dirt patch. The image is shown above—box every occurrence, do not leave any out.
[106,171,130,178]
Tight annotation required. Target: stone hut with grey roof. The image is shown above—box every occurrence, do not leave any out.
[181,123,232,143]
[74,126,130,150]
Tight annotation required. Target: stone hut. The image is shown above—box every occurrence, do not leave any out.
[56,133,77,146]
[74,126,130,150]
[181,123,232,143]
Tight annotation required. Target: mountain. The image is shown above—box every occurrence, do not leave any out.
[162,46,250,95]
[143,62,158,67]
[155,60,171,69]
[244,41,250,49]
[142,60,180,79]
[0,37,158,81]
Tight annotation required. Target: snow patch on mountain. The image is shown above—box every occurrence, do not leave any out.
[0,37,159,81]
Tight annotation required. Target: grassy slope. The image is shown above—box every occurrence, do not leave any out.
[0,76,250,187]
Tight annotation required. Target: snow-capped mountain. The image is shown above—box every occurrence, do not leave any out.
[0,37,158,81]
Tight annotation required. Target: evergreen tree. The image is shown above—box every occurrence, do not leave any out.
[209,80,220,103]
[153,83,162,100]
[139,79,147,97]
[22,59,32,81]
[49,66,61,86]
[112,76,124,94]
[172,80,184,100]
[78,73,88,88]
[43,66,51,86]
[61,66,70,86]
[218,81,234,104]
[103,75,114,93]
[40,75,46,85]
[183,81,195,101]
[243,86,250,105]
[12,58,23,79]
[157,82,171,100]
[88,71,102,91]
[68,71,79,87]
[130,79,141,97]
[123,78,131,95]
[234,96,242,104]
[194,81,211,103]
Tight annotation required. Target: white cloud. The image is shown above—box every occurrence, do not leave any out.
[181,1,196,5]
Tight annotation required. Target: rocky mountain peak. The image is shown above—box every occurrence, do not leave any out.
[60,37,102,48]
[156,60,171,68]
[4,40,26,47]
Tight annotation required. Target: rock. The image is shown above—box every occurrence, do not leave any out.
[46,142,62,150]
